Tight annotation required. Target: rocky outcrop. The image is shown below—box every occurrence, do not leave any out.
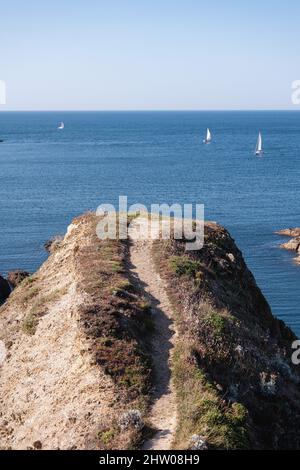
[0,276,11,303]
[280,237,300,254]
[281,237,300,251]
[276,227,300,264]
[1,213,300,450]
[276,228,300,237]
[7,271,30,289]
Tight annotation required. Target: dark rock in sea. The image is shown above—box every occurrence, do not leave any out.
[0,276,11,303]
[7,270,30,289]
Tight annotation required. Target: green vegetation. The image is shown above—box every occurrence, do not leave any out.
[152,237,250,450]
[169,256,202,278]
[172,342,249,450]
[22,312,39,336]
[20,286,40,305]
[204,311,227,338]
[138,299,152,312]
[98,428,116,447]
[22,275,36,287]
[110,260,124,273]
[21,286,69,336]
[110,280,134,296]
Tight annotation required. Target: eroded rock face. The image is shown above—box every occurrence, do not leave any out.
[154,222,300,449]
[7,270,30,289]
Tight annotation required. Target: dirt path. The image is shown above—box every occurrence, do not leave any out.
[128,219,177,450]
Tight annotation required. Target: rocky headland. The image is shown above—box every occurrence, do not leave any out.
[0,213,300,450]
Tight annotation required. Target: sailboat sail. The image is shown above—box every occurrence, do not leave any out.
[58,122,65,130]
[203,128,212,143]
[255,132,263,155]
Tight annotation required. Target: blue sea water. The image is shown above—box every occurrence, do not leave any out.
[0,111,299,336]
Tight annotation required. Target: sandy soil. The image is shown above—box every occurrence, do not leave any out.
[129,218,177,450]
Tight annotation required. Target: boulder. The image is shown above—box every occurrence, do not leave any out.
[280,237,300,252]
[0,276,11,303]
[276,228,300,237]
[7,270,30,289]
[277,229,300,264]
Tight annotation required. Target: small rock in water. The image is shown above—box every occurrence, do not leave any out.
[280,237,300,252]
[276,228,300,237]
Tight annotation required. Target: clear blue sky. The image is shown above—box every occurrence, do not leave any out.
[1,0,299,110]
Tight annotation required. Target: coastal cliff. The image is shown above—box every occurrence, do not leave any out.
[0,213,300,450]
[154,223,300,449]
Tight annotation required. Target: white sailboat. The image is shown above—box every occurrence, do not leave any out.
[203,128,212,144]
[58,122,65,130]
[255,131,263,156]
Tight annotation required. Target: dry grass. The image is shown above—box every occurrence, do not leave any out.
[172,342,248,450]
[21,286,69,335]
[72,213,153,449]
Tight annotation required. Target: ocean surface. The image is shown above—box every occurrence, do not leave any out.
[0,111,300,336]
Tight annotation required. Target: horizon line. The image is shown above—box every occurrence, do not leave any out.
[0,108,300,113]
